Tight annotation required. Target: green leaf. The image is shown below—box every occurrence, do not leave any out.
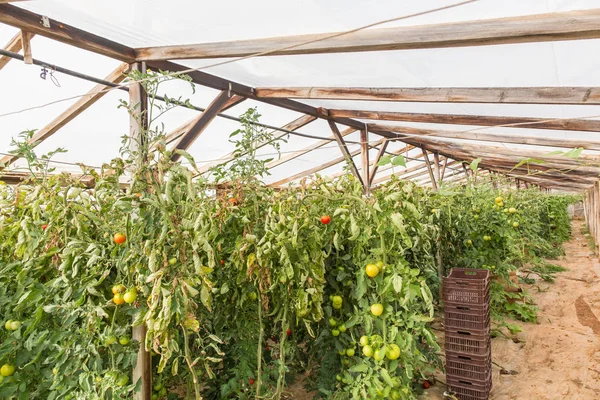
[377,155,392,167]
[469,157,482,171]
[349,363,369,373]
[391,155,406,167]
[380,368,394,387]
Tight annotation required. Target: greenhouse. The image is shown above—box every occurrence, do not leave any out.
[1,1,600,399]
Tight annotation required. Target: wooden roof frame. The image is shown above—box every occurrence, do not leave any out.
[0,3,598,193]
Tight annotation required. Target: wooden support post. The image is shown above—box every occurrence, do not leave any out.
[422,149,438,191]
[440,157,449,182]
[20,30,32,64]
[129,62,152,400]
[328,120,364,188]
[368,140,389,185]
[0,32,33,71]
[433,152,441,185]
[360,128,370,194]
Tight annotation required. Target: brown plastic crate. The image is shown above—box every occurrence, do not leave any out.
[446,350,492,381]
[444,269,490,305]
[447,376,491,400]
[445,328,491,355]
[444,304,490,331]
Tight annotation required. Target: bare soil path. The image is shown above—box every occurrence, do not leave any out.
[425,219,600,399]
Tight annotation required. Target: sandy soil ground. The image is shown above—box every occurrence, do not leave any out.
[424,219,600,400]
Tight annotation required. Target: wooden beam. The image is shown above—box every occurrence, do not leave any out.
[0,32,32,70]
[360,129,369,192]
[266,127,356,170]
[128,62,152,400]
[256,86,600,105]
[0,63,128,167]
[422,150,438,191]
[0,4,136,61]
[328,109,600,133]
[135,8,600,61]
[170,92,245,161]
[440,157,449,181]
[368,140,389,184]
[196,114,316,175]
[0,171,95,187]
[20,30,32,64]
[433,152,441,184]
[328,121,364,187]
[270,138,385,187]
[371,123,600,151]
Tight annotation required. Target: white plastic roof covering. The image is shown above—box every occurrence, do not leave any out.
[1,0,600,186]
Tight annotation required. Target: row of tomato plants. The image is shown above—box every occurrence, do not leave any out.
[0,163,575,399]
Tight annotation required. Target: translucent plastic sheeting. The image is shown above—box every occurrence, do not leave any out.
[1,0,600,187]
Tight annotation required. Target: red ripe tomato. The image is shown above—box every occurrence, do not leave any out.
[422,380,431,389]
[286,329,292,336]
[249,378,255,385]
[265,345,270,351]
[220,260,225,265]
[320,215,331,225]
[41,224,48,231]
[228,197,239,206]
[113,233,126,245]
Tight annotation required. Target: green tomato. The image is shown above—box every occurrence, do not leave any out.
[159,387,167,396]
[116,374,129,386]
[105,335,117,346]
[9,320,21,331]
[152,394,158,400]
[332,295,343,304]
[119,336,130,345]
[279,276,287,284]
[338,324,347,333]
[513,221,520,228]
[385,344,401,360]
[336,374,342,381]
[466,239,472,245]
[52,367,58,375]
[339,349,346,356]
[332,302,342,310]
[168,257,177,265]
[153,382,164,391]
[373,348,386,362]
[0,364,15,377]
[346,348,355,357]
[4,320,12,330]
[359,335,369,347]
[331,329,340,337]
[370,303,384,316]
[95,376,102,383]
[328,317,337,327]
[123,290,137,304]
[247,292,258,301]
[509,207,517,214]
[362,345,374,357]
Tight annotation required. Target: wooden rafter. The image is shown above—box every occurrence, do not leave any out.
[0,63,128,168]
[0,32,33,70]
[433,152,441,184]
[370,123,600,151]
[196,114,316,175]
[329,109,600,133]
[135,8,600,61]
[256,86,600,105]
[170,92,245,161]
[0,4,136,61]
[328,121,364,187]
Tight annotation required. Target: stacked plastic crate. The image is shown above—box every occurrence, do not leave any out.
[443,268,492,400]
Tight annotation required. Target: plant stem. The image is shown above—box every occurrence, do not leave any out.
[181,327,202,400]
[276,305,288,400]
[256,290,264,398]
